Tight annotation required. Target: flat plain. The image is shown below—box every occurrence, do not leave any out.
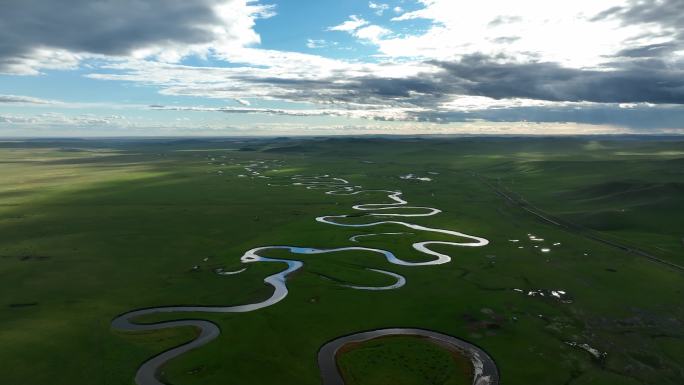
[1,136,683,385]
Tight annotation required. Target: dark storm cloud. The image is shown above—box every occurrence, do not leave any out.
[591,0,684,29]
[615,43,679,58]
[0,0,233,72]
[591,0,684,52]
[431,55,684,104]
[234,54,684,107]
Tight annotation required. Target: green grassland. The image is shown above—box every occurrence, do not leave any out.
[1,136,683,385]
[337,336,472,385]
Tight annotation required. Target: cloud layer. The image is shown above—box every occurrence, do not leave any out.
[0,0,273,74]
[1,0,683,134]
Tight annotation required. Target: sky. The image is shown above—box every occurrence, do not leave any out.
[1,0,683,137]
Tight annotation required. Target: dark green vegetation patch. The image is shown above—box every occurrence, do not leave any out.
[337,336,472,385]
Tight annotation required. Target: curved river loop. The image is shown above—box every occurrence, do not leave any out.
[112,172,498,385]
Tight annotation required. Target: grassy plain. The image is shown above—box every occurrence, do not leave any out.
[337,336,472,385]
[1,136,683,385]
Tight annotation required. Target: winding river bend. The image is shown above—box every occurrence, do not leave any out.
[318,328,499,385]
[112,173,496,385]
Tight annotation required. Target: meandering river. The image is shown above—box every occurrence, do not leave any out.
[112,173,496,385]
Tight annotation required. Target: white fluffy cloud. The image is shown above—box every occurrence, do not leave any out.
[306,39,327,49]
[354,25,392,44]
[328,15,392,45]
[328,15,369,32]
[369,2,389,16]
[384,0,682,68]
